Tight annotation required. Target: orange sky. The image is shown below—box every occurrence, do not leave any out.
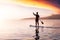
[14,0,60,14]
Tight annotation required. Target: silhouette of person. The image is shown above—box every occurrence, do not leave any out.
[33,12,39,26]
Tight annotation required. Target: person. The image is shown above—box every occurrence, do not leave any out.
[33,12,39,26]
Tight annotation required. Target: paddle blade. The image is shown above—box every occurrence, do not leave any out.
[41,21,44,24]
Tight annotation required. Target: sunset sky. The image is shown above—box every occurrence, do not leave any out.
[0,0,60,20]
[0,0,60,39]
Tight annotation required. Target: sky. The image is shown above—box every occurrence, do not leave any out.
[0,0,60,36]
[0,0,60,20]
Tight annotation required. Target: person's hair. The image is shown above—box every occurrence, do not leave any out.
[36,12,38,14]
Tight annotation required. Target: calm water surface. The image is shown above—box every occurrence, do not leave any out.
[0,19,60,40]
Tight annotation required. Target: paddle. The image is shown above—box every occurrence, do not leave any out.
[41,21,44,24]
[40,19,44,24]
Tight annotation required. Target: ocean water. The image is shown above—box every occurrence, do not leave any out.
[0,19,60,40]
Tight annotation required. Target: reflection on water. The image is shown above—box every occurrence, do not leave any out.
[0,19,60,40]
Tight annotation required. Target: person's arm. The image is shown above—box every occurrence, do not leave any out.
[33,12,36,16]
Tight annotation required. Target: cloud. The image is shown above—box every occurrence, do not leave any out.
[34,0,60,8]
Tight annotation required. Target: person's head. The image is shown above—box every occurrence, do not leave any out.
[36,12,38,15]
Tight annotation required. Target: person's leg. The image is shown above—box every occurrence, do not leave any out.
[38,22,39,26]
[36,21,39,29]
[35,20,37,26]
[35,22,37,26]
[37,20,39,25]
